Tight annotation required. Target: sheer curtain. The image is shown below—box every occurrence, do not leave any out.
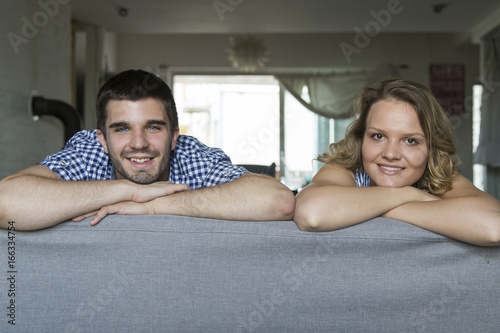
[80,25,106,130]
[474,35,500,198]
[275,64,399,119]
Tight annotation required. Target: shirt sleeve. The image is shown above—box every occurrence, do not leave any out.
[201,155,249,188]
[171,136,248,189]
[39,130,111,181]
[40,147,89,181]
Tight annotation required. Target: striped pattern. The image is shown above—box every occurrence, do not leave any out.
[354,167,371,187]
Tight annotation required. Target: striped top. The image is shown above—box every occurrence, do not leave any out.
[354,167,424,189]
[354,167,371,187]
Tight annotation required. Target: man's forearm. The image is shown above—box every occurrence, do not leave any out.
[150,173,295,221]
[0,174,134,230]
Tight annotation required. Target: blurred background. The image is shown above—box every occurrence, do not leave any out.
[1,0,499,195]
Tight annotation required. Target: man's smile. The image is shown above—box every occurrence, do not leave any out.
[129,157,152,163]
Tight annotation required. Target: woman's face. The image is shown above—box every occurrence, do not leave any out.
[361,99,428,187]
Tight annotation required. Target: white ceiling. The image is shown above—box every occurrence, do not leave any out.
[70,0,500,36]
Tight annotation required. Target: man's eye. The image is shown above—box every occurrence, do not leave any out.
[147,126,160,130]
[115,127,128,132]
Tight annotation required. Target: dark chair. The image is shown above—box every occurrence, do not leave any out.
[237,162,276,178]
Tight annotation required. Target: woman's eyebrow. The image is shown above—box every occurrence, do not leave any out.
[366,126,386,133]
[366,127,425,138]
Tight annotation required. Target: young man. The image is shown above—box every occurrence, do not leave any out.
[0,70,295,230]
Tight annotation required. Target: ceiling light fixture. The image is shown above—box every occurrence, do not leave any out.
[433,3,449,13]
[118,7,128,17]
[227,36,269,72]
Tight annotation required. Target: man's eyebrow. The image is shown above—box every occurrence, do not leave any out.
[108,120,168,128]
[146,119,168,126]
[109,121,129,129]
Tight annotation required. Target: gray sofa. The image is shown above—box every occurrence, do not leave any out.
[1,215,499,332]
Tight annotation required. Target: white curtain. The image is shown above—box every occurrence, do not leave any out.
[83,25,105,130]
[475,37,500,166]
[474,35,500,198]
[275,64,399,119]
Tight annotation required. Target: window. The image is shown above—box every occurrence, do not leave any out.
[173,75,279,167]
[473,84,485,190]
[283,88,319,189]
[173,75,347,190]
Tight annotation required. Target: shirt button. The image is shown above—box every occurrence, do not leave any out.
[59,160,68,166]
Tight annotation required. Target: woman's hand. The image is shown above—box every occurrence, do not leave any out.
[404,185,441,202]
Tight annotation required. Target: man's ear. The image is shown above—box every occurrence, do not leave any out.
[96,129,109,154]
[170,127,180,151]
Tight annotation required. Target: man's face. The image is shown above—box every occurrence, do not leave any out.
[97,98,179,184]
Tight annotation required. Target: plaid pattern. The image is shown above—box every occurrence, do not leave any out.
[40,130,248,189]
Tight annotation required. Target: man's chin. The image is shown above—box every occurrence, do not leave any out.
[130,176,158,184]
[125,171,159,185]
[115,165,167,184]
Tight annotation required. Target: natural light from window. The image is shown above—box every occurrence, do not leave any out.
[473,84,485,191]
[172,75,339,190]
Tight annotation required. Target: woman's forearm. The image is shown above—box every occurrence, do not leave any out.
[383,195,500,246]
[294,185,427,231]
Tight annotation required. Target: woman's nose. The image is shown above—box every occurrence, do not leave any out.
[381,140,402,160]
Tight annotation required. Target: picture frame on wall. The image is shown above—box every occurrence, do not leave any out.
[430,63,465,114]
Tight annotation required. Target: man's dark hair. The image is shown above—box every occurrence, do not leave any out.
[96,69,178,134]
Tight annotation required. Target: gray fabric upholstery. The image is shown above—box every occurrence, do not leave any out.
[1,215,499,332]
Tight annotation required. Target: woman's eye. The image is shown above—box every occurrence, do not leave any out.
[406,138,419,145]
[371,133,384,140]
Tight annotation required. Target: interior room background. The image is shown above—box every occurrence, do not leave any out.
[2,0,499,197]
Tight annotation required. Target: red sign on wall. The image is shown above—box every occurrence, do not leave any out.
[430,64,465,114]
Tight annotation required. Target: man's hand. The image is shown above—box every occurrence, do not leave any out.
[73,181,190,226]
[131,181,191,203]
[73,201,155,225]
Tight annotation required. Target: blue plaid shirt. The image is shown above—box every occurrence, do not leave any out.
[40,130,248,189]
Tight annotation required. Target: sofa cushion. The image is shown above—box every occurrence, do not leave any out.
[1,215,499,332]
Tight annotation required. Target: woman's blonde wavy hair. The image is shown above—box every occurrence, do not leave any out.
[318,78,459,194]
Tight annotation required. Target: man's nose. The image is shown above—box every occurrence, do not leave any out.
[129,131,149,149]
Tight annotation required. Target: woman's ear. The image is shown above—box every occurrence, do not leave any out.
[96,130,109,154]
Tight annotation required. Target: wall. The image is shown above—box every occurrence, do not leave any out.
[116,32,479,180]
[0,0,72,179]
[0,3,480,182]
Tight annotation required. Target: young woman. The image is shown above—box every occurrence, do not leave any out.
[294,78,500,246]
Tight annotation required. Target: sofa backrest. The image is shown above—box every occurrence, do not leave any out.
[1,215,499,332]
